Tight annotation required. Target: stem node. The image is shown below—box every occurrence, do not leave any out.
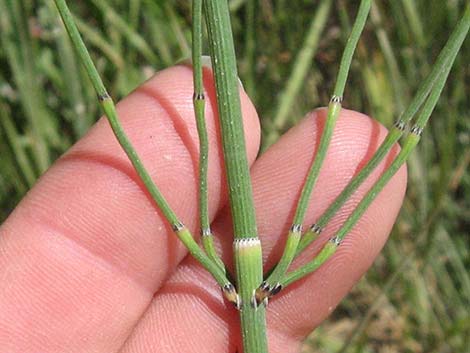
[394,119,407,131]
[97,92,110,102]
[330,95,343,103]
[330,236,342,246]
[172,221,184,232]
[410,125,424,136]
[254,281,283,306]
[310,223,324,234]
[222,283,241,310]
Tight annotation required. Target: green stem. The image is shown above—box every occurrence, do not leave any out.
[203,1,267,352]
[234,238,266,351]
[282,6,469,286]
[192,0,225,271]
[256,0,372,304]
[296,2,470,256]
[53,0,236,305]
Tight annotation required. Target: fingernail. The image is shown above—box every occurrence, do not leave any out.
[178,55,244,90]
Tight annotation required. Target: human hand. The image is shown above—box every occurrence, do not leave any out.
[0,65,406,353]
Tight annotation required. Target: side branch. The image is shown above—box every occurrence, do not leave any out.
[192,0,225,271]
[53,0,237,306]
[256,0,372,305]
[282,5,470,286]
[296,2,470,255]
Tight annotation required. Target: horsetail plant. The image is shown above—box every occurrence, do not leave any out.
[255,0,372,305]
[52,0,470,352]
[52,0,238,307]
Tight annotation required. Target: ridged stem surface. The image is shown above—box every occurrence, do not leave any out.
[258,0,372,302]
[204,1,267,352]
[53,0,233,295]
[284,5,469,286]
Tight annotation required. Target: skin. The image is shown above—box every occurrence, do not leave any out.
[0,65,406,353]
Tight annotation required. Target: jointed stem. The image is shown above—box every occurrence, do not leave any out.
[296,2,470,255]
[283,5,470,287]
[53,0,237,306]
[203,3,258,239]
[53,0,177,224]
[192,0,225,271]
[255,0,372,305]
[204,1,267,352]
[53,1,469,352]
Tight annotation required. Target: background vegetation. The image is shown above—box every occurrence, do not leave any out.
[0,0,468,352]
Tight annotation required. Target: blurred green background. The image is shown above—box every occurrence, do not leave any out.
[0,0,469,352]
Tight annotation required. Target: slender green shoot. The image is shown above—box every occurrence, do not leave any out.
[281,8,469,287]
[204,1,267,351]
[255,0,372,305]
[52,0,237,307]
[192,0,225,271]
[296,2,470,256]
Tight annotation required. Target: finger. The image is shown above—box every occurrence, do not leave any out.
[118,108,407,353]
[0,65,260,352]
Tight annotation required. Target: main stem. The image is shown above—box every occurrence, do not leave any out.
[203,1,267,352]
